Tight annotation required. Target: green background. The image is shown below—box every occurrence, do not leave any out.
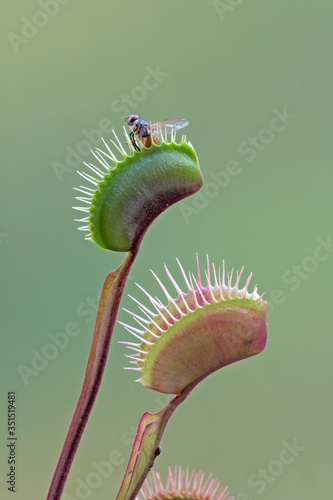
[1,1,332,499]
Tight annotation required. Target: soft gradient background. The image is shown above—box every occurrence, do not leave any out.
[1,1,332,499]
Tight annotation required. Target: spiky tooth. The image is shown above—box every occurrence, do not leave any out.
[151,270,184,318]
[72,206,90,213]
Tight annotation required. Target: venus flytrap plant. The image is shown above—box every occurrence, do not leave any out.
[74,127,201,251]
[121,255,267,394]
[47,120,268,500]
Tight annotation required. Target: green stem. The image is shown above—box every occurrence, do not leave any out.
[46,249,138,500]
[116,381,196,500]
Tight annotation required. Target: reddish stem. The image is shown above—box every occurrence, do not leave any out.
[46,249,137,500]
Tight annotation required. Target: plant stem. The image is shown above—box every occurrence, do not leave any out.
[46,249,138,500]
[116,381,196,500]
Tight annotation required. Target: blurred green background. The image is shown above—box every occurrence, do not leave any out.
[1,1,332,498]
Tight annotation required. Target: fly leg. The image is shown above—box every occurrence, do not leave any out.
[130,132,141,152]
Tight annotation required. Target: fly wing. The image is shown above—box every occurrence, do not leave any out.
[147,118,189,135]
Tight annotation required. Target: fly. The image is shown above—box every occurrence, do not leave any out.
[125,115,189,151]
